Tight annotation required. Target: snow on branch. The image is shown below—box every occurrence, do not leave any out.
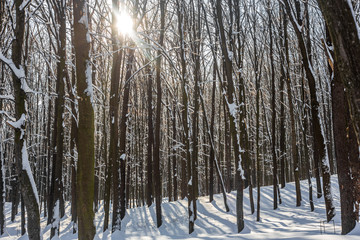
[22,140,40,206]
[0,110,15,122]
[347,0,360,41]
[7,113,26,139]
[0,95,15,101]
[21,78,35,94]
[0,52,35,94]
[7,113,26,129]
[0,52,26,79]
[78,3,89,29]
[19,0,31,11]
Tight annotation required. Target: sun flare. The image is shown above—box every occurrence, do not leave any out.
[117,11,134,36]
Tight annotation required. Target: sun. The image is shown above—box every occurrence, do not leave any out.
[117,11,134,36]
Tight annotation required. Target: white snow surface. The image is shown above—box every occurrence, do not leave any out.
[2,175,360,239]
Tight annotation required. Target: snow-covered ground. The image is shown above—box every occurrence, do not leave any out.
[1,175,359,239]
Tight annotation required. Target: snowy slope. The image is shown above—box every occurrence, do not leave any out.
[1,175,359,239]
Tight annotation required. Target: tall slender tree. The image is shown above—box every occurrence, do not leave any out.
[73,0,96,238]
[107,0,123,232]
[153,0,166,228]
[213,0,244,232]
[49,0,67,237]
[0,1,41,239]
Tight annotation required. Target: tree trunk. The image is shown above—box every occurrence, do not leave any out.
[153,0,165,228]
[146,62,154,207]
[267,0,278,210]
[5,1,41,239]
[332,66,358,234]
[282,2,301,207]
[214,0,244,232]
[73,0,96,238]
[316,0,360,224]
[172,103,177,201]
[68,24,79,234]
[119,48,135,221]
[176,0,189,202]
[209,52,216,202]
[50,3,66,237]
[0,131,4,235]
[108,0,122,232]
[279,5,287,189]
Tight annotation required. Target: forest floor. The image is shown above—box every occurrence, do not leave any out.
[2,175,360,239]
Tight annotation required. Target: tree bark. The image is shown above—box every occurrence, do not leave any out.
[153,0,165,228]
[7,1,41,239]
[316,1,360,223]
[107,0,122,232]
[119,48,135,220]
[317,0,360,146]
[267,0,278,210]
[50,2,67,237]
[73,0,96,238]
[146,61,154,207]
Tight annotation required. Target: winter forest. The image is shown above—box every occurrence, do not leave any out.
[0,0,360,239]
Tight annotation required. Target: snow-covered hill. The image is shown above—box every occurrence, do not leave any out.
[2,175,359,239]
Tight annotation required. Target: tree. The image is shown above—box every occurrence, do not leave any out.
[73,0,96,238]
[316,0,360,233]
[212,0,244,232]
[317,0,360,146]
[0,0,5,233]
[146,60,154,207]
[282,1,302,207]
[119,47,136,220]
[0,1,41,239]
[105,0,122,232]
[0,117,4,236]
[267,0,279,210]
[153,0,166,228]
[49,0,67,237]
